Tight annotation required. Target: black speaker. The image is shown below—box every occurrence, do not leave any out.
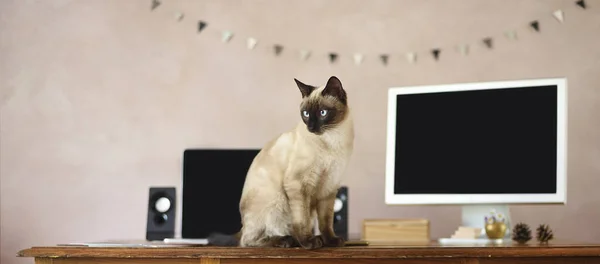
[333,186,348,241]
[146,187,176,241]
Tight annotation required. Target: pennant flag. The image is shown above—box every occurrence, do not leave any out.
[246,38,257,50]
[380,54,389,65]
[483,38,493,49]
[406,52,417,64]
[197,21,207,33]
[329,53,338,63]
[457,44,469,56]
[175,12,184,21]
[274,45,283,56]
[221,31,233,43]
[553,10,565,22]
[151,0,161,10]
[353,53,364,65]
[504,30,518,40]
[576,0,586,9]
[530,21,540,32]
[432,49,441,61]
[299,50,311,60]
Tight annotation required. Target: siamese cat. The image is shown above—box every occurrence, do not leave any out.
[209,76,354,249]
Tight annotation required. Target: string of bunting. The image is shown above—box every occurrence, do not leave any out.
[150,0,590,66]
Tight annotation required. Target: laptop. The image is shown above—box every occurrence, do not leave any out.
[164,148,260,245]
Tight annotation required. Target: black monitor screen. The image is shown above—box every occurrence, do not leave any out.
[393,85,558,195]
[182,149,259,238]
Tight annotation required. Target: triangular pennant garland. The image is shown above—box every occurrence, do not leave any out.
[406,52,417,64]
[483,38,493,49]
[299,50,311,60]
[353,53,364,65]
[504,30,518,40]
[530,21,540,32]
[329,53,338,63]
[151,0,161,10]
[457,44,469,56]
[274,45,283,56]
[274,45,284,56]
[148,1,579,68]
[246,38,257,50]
[221,31,233,43]
[380,54,389,65]
[432,49,441,61]
[175,12,184,21]
[553,10,565,23]
[197,21,207,33]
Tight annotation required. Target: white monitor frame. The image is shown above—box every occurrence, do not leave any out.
[385,78,567,205]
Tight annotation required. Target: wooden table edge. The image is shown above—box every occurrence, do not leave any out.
[17,245,600,259]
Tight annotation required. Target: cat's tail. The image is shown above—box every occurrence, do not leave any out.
[207,231,241,246]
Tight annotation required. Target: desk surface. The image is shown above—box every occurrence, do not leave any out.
[18,241,600,260]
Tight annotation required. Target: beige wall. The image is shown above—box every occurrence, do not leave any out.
[1,0,599,263]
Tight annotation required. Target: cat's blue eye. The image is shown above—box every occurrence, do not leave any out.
[302,111,309,117]
[320,110,328,116]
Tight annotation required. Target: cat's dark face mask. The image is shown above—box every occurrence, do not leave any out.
[301,107,335,135]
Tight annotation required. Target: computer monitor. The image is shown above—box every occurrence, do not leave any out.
[385,78,567,240]
[181,148,260,239]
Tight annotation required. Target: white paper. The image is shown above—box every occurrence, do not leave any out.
[175,12,184,21]
[406,52,417,63]
[246,38,257,49]
[164,238,209,245]
[221,31,233,43]
[353,53,364,65]
[457,45,469,55]
[553,10,564,23]
[504,30,518,40]
[299,50,311,60]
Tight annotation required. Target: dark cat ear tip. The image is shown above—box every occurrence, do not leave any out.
[327,76,342,83]
[326,76,343,87]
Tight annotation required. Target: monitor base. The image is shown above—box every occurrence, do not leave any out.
[438,238,513,245]
[461,204,512,239]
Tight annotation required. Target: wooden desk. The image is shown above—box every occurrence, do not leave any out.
[18,241,600,264]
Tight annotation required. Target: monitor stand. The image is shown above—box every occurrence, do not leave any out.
[438,204,513,245]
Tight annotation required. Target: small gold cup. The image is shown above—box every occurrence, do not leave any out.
[485,222,507,239]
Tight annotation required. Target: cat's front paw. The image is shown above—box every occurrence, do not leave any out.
[273,235,298,248]
[322,235,345,247]
[298,235,324,250]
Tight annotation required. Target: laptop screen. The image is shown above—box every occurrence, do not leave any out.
[181,149,260,238]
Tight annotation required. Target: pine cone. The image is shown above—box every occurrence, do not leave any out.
[511,222,532,244]
[536,224,554,244]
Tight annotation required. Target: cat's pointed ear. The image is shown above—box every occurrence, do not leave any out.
[321,76,347,105]
[295,78,316,98]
